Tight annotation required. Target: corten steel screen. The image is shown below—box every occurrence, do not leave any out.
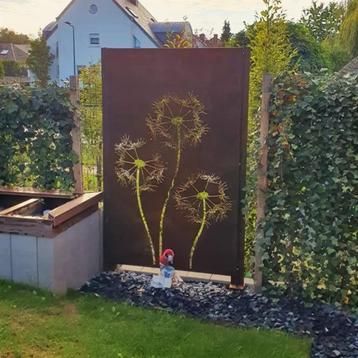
[102,48,249,280]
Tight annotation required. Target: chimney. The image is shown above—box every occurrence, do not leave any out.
[199,33,206,42]
[129,0,138,5]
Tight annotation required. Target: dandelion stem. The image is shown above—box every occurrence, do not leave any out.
[159,126,182,256]
[136,168,156,265]
[189,199,207,270]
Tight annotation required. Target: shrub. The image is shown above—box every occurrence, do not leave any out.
[2,60,27,77]
[245,0,296,273]
[79,64,103,191]
[0,85,75,190]
[263,72,358,308]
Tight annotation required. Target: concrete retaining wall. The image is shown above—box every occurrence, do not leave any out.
[0,210,102,294]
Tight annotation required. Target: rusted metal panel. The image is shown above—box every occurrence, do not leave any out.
[102,48,250,278]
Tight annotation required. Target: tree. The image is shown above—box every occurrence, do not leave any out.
[226,30,250,48]
[164,33,192,48]
[311,0,358,72]
[248,0,295,106]
[0,62,4,79]
[245,0,295,276]
[221,20,232,43]
[0,28,30,44]
[2,61,27,77]
[27,35,53,87]
[300,1,344,42]
[287,22,327,72]
[321,36,351,72]
[340,0,358,56]
[235,30,250,47]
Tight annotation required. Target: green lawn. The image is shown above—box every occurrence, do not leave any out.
[0,280,311,358]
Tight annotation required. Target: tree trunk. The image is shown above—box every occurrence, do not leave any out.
[254,73,272,293]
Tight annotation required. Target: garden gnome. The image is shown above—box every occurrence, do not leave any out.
[160,248,183,287]
[160,248,174,268]
[150,249,183,288]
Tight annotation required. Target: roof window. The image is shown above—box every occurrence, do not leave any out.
[126,7,138,18]
[0,49,9,55]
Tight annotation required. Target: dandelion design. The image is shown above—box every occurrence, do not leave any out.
[146,95,208,256]
[175,174,232,269]
[146,95,207,149]
[114,135,165,265]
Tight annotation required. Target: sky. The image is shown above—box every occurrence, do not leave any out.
[0,0,333,38]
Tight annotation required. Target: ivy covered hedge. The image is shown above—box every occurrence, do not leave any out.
[0,85,75,190]
[263,72,357,308]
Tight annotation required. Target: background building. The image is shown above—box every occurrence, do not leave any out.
[44,0,194,83]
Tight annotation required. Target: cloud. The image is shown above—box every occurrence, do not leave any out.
[141,0,333,33]
[0,0,69,35]
[1,0,333,36]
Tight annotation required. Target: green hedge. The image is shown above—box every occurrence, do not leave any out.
[263,72,357,308]
[0,85,75,190]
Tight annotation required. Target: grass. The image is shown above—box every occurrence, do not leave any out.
[0,280,311,358]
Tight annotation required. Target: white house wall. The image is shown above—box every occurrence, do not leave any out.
[47,0,158,83]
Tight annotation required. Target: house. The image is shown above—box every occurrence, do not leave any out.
[193,34,223,48]
[0,43,31,84]
[0,43,30,64]
[339,56,358,75]
[44,0,194,83]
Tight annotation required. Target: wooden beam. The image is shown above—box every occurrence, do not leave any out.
[0,187,74,199]
[69,76,84,194]
[0,206,97,238]
[0,199,41,216]
[48,192,102,227]
[254,73,272,293]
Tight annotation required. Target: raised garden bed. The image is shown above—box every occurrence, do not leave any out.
[0,188,103,294]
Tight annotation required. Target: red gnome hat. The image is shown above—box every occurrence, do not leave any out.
[160,249,175,266]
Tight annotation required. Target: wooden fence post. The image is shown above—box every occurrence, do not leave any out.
[69,76,84,194]
[254,73,272,293]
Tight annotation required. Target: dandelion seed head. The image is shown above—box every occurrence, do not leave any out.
[175,173,231,224]
[146,94,208,149]
[114,135,165,192]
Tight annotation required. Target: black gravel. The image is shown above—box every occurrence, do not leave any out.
[81,271,358,358]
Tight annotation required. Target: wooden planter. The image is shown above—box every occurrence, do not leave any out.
[0,188,103,294]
